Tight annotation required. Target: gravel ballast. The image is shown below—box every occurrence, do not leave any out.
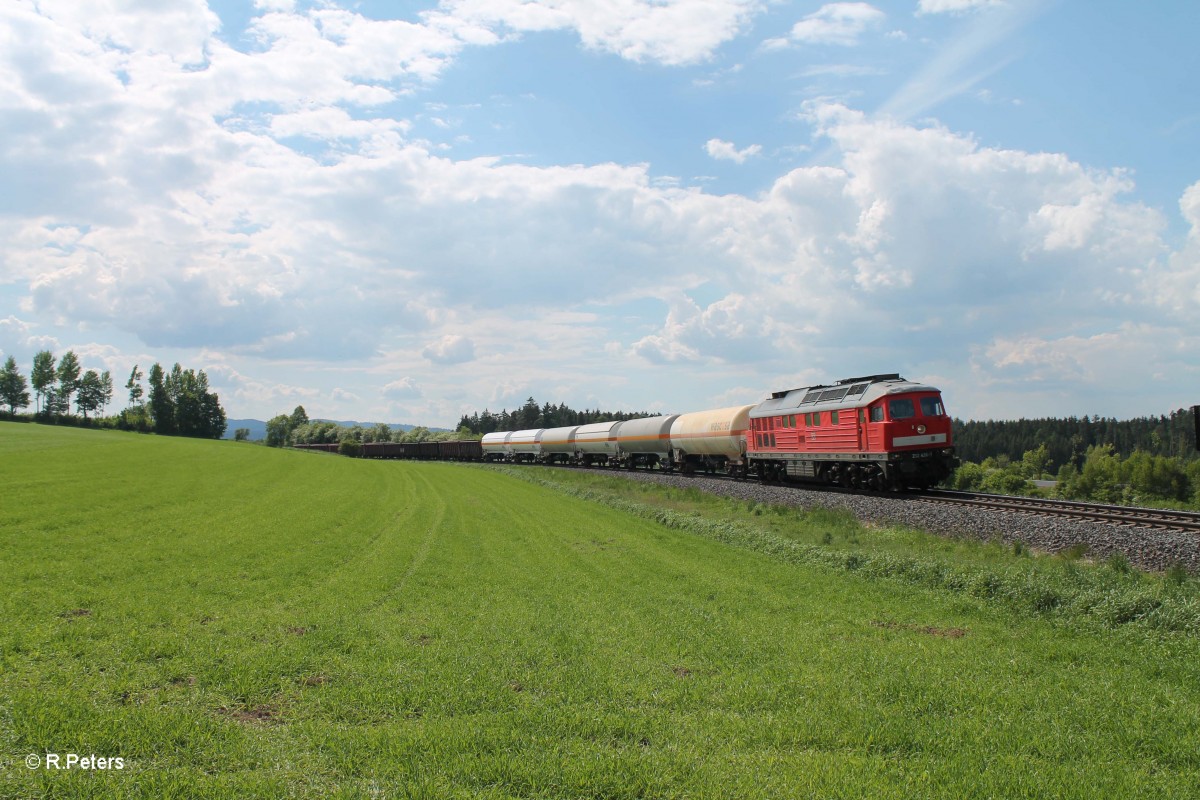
[595,470,1200,574]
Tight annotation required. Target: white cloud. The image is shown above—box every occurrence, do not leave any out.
[254,0,295,11]
[917,0,1006,15]
[1152,179,1200,315]
[789,3,885,47]
[382,377,423,399]
[626,102,1176,404]
[704,138,762,163]
[421,334,476,364]
[631,293,776,365]
[440,0,764,65]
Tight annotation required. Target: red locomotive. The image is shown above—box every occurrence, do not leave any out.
[748,374,955,489]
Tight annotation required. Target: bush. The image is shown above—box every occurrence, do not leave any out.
[338,440,362,457]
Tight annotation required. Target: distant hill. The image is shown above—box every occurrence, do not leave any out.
[224,419,267,441]
[222,419,448,441]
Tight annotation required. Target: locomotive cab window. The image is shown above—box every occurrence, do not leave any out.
[831,411,839,425]
[920,397,945,417]
[870,406,884,423]
[888,398,916,419]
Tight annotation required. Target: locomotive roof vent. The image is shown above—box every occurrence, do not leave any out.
[769,373,902,401]
[836,373,902,385]
[771,383,828,400]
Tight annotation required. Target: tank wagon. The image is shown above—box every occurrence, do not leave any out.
[291,373,955,490]
[668,405,754,475]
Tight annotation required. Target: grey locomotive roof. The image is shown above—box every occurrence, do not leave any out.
[750,374,940,418]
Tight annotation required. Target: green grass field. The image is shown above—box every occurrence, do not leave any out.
[2,422,1199,798]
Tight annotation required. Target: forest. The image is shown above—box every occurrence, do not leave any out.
[950,410,1200,508]
[457,397,655,435]
[951,409,1198,465]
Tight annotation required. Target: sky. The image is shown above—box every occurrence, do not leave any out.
[1,0,1198,427]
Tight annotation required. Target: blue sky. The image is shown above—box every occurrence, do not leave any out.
[1,0,1198,426]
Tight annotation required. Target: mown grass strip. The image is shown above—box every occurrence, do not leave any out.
[494,466,1200,634]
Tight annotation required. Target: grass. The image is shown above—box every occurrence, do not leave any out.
[1,422,1199,798]
[513,467,1200,633]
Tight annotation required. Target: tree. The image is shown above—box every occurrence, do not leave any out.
[30,350,56,415]
[100,370,114,416]
[265,414,292,447]
[75,370,106,419]
[290,405,309,429]
[198,390,227,439]
[126,364,144,406]
[147,363,175,434]
[56,351,82,415]
[44,386,69,416]
[402,426,431,442]
[0,356,31,415]
[234,428,251,442]
[155,364,226,439]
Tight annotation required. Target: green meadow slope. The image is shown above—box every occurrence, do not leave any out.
[1,422,1198,798]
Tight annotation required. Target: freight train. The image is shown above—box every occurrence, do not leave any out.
[293,374,957,490]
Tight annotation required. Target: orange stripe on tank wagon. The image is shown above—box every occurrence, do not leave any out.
[671,429,748,439]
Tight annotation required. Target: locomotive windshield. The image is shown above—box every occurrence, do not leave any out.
[888,396,945,419]
[920,397,945,416]
[888,398,916,419]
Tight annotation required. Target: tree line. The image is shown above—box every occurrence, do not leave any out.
[0,350,226,439]
[457,397,656,436]
[1,351,113,418]
[950,443,1200,510]
[261,406,474,447]
[951,410,1198,466]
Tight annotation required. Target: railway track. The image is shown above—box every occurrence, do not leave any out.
[511,460,1200,534]
[530,463,1200,534]
[912,489,1200,533]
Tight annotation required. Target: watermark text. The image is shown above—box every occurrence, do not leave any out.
[26,753,125,770]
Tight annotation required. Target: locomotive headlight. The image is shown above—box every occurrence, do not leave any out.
[916,424,926,434]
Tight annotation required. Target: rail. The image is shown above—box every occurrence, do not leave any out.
[912,489,1200,533]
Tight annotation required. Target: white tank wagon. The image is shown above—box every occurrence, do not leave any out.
[613,415,679,469]
[573,421,622,466]
[669,405,754,475]
[538,425,580,463]
[507,429,545,462]
[481,431,511,461]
